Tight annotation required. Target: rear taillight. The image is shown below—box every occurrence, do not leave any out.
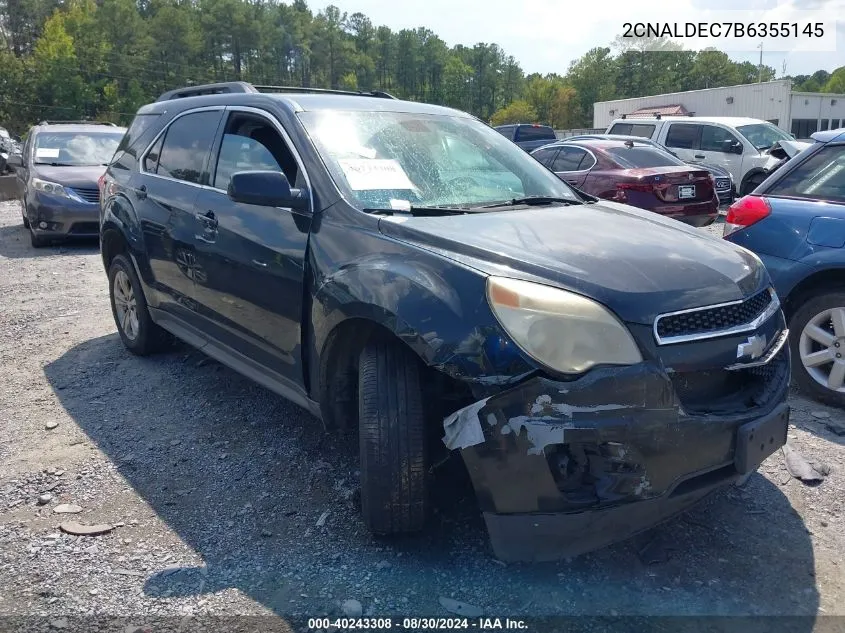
[723,195,771,237]
[617,182,654,192]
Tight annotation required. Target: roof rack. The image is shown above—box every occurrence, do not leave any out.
[38,120,117,126]
[155,81,397,102]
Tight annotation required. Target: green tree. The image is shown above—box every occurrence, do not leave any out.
[490,100,537,126]
[823,67,845,93]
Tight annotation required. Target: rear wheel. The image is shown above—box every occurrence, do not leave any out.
[789,291,845,407]
[357,339,428,534]
[108,254,172,355]
[21,201,29,228]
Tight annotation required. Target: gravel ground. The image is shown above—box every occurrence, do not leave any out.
[1,201,844,631]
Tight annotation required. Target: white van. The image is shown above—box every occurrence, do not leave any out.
[605,116,810,196]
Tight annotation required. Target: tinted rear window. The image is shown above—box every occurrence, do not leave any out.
[609,123,654,137]
[606,146,687,168]
[517,126,556,141]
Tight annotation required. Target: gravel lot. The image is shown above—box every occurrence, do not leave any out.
[1,201,844,631]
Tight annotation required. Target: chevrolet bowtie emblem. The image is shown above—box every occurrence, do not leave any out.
[737,334,767,360]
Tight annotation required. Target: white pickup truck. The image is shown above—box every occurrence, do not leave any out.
[605,116,810,196]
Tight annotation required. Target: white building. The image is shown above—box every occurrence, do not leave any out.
[593,80,845,139]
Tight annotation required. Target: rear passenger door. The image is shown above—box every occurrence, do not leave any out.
[190,107,312,388]
[550,146,594,188]
[663,123,701,164]
[134,108,224,327]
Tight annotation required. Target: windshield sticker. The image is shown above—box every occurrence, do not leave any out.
[338,159,415,191]
[35,148,60,159]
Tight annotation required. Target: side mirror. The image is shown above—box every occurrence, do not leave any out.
[7,153,22,168]
[227,170,307,209]
[731,142,743,155]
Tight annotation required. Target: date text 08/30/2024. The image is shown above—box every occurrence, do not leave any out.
[307,618,529,630]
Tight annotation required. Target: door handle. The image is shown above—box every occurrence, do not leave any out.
[252,259,268,268]
[694,154,706,159]
[134,184,147,200]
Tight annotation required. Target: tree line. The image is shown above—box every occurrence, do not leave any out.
[0,0,842,135]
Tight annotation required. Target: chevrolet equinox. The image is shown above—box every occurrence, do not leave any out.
[99,82,791,562]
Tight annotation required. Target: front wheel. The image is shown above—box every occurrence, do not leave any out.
[357,339,428,535]
[789,291,845,407]
[740,172,765,196]
[107,254,172,355]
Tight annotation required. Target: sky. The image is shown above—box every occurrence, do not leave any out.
[318,0,845,80]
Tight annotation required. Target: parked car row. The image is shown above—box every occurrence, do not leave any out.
[605,115,810,196]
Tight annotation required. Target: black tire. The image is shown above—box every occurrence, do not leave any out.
[740,172,765,196]
[107,253,172,355]
[358,339,428,535]
[21,201,29,229]
[789,291,845,407]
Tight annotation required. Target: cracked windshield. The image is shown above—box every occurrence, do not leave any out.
[298,110,579,210]
[33,131,124,166]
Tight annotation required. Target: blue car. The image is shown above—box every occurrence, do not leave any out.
[724,128,845,405]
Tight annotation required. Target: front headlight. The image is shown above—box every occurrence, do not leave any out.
[486,276,642,374]
[31,177,71,198]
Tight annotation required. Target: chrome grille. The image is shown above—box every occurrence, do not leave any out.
[655,288,776,344]
[715,178,731,191]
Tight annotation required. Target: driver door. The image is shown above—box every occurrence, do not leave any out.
[697,124,744,181]
[190,108,312,388]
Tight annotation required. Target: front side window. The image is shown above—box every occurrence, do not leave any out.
[33,130,125,166]
[298,110,579,210]
[213,112,298,191]
[154,111,221,184]
[700,125,741,153]
[665,124,699,150]
[736,122,792,150]
[767,145,845,204]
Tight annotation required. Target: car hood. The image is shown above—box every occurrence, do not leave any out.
[31,164,104,189]
[378,201,766,325]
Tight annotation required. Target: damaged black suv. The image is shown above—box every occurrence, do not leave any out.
[99,82,790,562]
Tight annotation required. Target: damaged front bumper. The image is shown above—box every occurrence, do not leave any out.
[443,351,790,563]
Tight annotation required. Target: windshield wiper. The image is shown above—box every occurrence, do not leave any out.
[35,162,77,167]
[480,196,580,209]
[363,205,475,217]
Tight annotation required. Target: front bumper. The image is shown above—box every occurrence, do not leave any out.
[445,331,790,562]
[26,193,99,239]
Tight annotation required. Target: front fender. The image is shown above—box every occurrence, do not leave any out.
[101,193,146,259]
[309,252,536,392]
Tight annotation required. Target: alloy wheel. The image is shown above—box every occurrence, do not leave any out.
[113,269,140,341]
[799,306,845,392]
